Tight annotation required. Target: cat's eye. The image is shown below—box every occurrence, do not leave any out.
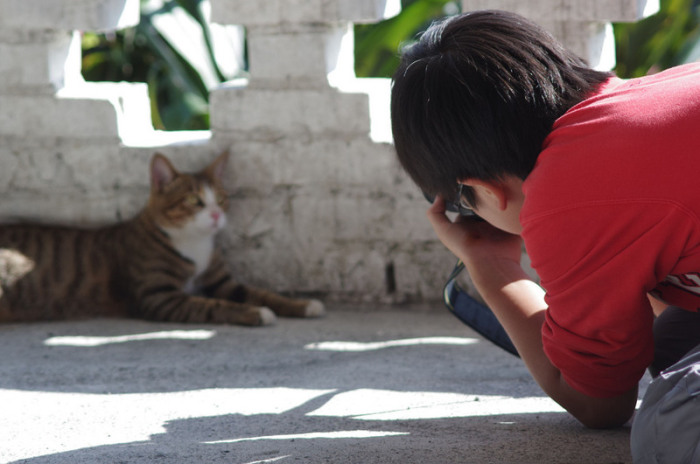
[216,192,227,204]
[185,194,204,207]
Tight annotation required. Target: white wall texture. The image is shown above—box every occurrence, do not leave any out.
[0,0,656,303]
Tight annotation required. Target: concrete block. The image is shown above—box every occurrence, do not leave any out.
[0,189,139,225]
[540,20,617,70]
[211,0,399,26]
[225,145,278,193]
[389,193,440,242]
[0,80,163,143]
[235,242,390,298]
[1,144,122,193]
[329,77,393,144]
[0,95,119,139]
[0,148,19,193]
[217,139,324,195]
[0,0,140,32]
[210,0,324,26]
[334,0,402,24]
[248,21,364,93]
[0,142,138,224]
[220,195,312,289]
[221,182,398,299]
[330,190,396,241]
[233,197,288,242]
[282,188,395,244]
[0,31,80,94]
[461,0,659,22]
[320,246,389,297]
[67,81,158,146]
[245,23,358,91]
[285,193,338,244]
[246,26,335,87]
[220,242,348,296]
[392,243,457,301]
[210,85,371,137]
[228,234,456,302]
[240,138,396,187]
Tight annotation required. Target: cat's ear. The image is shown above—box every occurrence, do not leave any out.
[206,151,229,181]
[150,153,179,192]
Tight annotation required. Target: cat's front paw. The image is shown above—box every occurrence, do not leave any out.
[258,306,277,326]
[303,300,325,318]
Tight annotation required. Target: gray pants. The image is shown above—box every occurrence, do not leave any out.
[631,307,700,463]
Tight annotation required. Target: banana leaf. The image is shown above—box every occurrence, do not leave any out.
[82,0,243,131]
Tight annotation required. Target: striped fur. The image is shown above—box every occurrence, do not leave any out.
[0,152,324,326]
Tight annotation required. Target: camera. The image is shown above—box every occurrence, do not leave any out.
[422,191,480,217]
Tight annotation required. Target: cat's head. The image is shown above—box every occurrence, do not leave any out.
[146,152,230,238]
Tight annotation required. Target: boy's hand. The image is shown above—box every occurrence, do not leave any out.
[426,195,522,268]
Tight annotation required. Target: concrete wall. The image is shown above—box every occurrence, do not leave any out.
[0,0,657,303]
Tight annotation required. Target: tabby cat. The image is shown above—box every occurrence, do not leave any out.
[0,152,324,325]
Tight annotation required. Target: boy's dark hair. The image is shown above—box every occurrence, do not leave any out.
[391,10,612,205]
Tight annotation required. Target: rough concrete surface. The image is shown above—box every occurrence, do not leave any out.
[0,305,638,464]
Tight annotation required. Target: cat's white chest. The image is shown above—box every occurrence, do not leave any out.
[173,236,214,275]
[167,234,215,292]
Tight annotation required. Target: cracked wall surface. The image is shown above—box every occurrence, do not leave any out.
[0,0,656,303]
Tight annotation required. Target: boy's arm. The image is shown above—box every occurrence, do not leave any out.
[427,199,637,428]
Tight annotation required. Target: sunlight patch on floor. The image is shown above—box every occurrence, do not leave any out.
[308,389,564,420]
[305,336,478,352]
[205,430,409,444]
[241,456,291,464]
[43,329,217,347]
[0,387,334,461]
[0,385,563,462]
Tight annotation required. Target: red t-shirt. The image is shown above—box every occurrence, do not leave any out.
[521,62,700,398]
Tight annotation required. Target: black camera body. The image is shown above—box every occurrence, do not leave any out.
[422,191,480,218]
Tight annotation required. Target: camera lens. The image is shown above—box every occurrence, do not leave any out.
[422,191,478,217]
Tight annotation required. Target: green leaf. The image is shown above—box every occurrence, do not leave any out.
[355,0,459,78]
[81,0,236,131]
[614,0,700,77]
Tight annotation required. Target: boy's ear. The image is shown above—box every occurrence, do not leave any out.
[150,153,179,192]
[460,178,509,211]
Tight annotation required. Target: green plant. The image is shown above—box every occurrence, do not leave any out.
[354,0,700,79]
[82,0,699,132]
[613,0,700,77]
[81,0,244,131]
[354,0,460,79]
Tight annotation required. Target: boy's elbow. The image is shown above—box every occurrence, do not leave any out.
[569,388,637,429]
[575,405,635,429]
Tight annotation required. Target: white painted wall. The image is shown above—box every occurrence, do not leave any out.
[0,0,656,303]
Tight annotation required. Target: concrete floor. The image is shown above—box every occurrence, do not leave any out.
[0,304,639,464]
